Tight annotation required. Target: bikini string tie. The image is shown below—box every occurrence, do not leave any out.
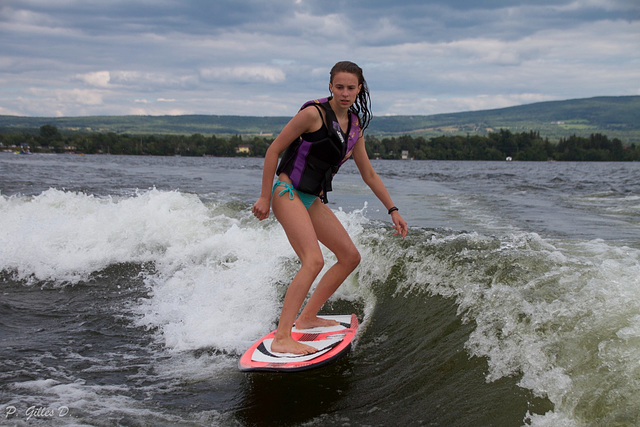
[277,182,295,200]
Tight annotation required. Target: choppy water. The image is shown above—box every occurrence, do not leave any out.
[1,153,639,426]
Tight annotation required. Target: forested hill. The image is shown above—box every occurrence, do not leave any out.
[1,95,639,143]
[369,96,640,142]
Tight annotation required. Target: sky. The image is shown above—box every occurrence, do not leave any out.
[1,0,639,118]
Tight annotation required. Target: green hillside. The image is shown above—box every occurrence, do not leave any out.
[1,95,638,143]
[0,114,290,137]
[369,96,640,142]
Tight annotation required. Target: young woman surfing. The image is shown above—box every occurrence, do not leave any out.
[252,61,408,354]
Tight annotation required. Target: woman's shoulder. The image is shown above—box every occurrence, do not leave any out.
[288,101,324,135]
[297,102,323,120]
[300,97,330,109]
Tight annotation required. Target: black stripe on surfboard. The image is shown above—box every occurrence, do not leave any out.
[293,321,351,331]
[256,340,340,359]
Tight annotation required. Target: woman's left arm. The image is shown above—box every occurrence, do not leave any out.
[352,133,408,238]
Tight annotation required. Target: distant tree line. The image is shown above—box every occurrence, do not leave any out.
[1,125,638,161]
[366,130,638,161]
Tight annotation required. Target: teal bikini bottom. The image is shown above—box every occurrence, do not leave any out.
[272,180,317,209]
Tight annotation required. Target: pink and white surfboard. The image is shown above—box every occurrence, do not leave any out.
[238,314,359,372]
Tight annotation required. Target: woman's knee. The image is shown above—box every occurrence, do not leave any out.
[342,246,361,271]
[302,253,325,276]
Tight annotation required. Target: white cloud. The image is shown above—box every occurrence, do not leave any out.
[77,71,111,87]
[554,0,638,12]
[380,93,558,116]
[0,105,21,115]
[9,88,104,116]
[446,38,526,66]
[0,0,638,117]
[28,88,104,106]
[128,106,189,116]
[199,66,286,84]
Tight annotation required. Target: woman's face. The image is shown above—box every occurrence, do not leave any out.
[329,72,362,109]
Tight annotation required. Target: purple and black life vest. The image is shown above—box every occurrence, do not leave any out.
[276,97,360,203]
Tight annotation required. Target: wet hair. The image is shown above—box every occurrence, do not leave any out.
[329,61,372,131]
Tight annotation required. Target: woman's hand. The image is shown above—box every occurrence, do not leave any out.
[252,196,271,221]
[391,211,408,238]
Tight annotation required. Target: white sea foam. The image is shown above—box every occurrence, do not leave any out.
[1,188,374,356]
[7,377,226,425]
[404,231,640,426]
[5,186,637,425]
[0,188,212,284]
[0,188,378,426]
[134,203,375,354]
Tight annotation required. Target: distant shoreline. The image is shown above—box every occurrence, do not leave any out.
[1,95,639,144]
[2,129,638,162]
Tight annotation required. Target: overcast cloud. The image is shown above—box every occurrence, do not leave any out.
[1,0,638,117]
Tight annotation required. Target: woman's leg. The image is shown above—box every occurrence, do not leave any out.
[295,202,361,329]
[271,192,324,354]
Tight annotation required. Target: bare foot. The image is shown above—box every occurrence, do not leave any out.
[271,335,317,355]
[294,316,339,330]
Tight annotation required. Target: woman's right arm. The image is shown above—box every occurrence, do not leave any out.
[252,107,322,220]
